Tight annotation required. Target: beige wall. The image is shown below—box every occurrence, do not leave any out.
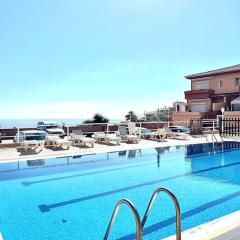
[224,111,240,118]
[172,112,204,124]
[191,72,240,94]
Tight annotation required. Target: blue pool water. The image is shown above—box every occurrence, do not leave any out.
[0,141,240,239]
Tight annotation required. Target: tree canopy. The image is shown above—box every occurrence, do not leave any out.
[125,111,139,122]
[83,113,109,124]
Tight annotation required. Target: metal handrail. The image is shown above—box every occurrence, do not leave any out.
[103,198,142,240]
[141,187,181,240]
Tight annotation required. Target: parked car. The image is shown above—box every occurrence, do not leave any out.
[132,127,153,137]
[169,126,190,134]
[13,130,46,143]
[0,132,2,143]
[37,121,65,137]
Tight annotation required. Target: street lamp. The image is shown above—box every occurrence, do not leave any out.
[221,107,225,133]
[167,107,170,127]
[221,106,225,116]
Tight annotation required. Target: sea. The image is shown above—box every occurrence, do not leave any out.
[0,119,121,128]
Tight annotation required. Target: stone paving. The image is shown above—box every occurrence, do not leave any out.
[0,135,221,163]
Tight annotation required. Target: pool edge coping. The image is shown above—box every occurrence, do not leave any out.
[163,210,240,240]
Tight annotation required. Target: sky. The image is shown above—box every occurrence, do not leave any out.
[1,0,240,120]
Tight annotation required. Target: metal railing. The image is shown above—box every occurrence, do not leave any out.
[190,119,219,135]
[220,118,240,137]
[103,199,142,240]
[0,119,222,144]
[201,119,219,131]
[104,187,181,240]
[142,187,181,240]
[0,120,188,143]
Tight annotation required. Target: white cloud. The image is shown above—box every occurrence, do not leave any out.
[0,100,172,119]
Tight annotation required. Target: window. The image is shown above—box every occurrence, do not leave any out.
[235,77,240,86]
[191,103,207,112]
[219,80,224,88]
[176,105,180,112]
[195,81,209,90]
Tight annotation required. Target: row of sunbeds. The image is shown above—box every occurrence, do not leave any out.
[148,127,188,141]
[20,125,189,152]
[20,125,140,152]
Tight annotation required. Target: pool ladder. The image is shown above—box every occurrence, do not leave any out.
[103,187,181,240]
[203,129,223,143]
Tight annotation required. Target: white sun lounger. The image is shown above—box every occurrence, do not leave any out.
[118,125,140,143]
[149,129,167,142]
[128,122,137,135]
[164,127,188,140]
[94,132,121,145]
[70,133,95,148]
[45,135,72,149]
[21,140,45,152]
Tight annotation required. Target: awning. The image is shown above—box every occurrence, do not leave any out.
[231,96,240,105]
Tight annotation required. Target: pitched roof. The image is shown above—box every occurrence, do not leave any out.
[185,64,240,79]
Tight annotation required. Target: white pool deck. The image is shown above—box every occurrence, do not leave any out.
[0,135,240,240]
[0,135,225,163]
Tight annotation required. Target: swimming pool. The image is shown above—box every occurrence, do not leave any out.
[0,141,240,240]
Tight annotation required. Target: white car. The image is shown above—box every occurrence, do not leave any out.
[169,126,190,134]
[14,130,46,143]
[37,121,65,137]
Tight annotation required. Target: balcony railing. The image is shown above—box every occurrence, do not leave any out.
[184,89,214,100]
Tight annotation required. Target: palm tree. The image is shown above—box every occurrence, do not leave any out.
[125,111,139,122]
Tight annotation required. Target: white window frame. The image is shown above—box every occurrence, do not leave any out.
[235,77,240,86]
[190,103,207,112]
[194,81,209,90]
[219,80,224,88]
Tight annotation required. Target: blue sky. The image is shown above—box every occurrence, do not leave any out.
[1,0,240,119]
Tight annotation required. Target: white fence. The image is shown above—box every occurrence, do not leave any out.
[0,120,218,143]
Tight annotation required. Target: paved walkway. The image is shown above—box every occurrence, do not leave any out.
[0,136,222,163]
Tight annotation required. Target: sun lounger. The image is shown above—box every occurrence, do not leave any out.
[94,132,121,145]
[164,127,188,140]
[21,140,45,152]
[118,125,140,143]
[70,132,95,148]
[128,122,137,135]
[149,129,167,142]
[45,135,72,149]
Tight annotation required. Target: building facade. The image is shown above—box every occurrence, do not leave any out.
[173,101,187,112]
[184,64,240,118]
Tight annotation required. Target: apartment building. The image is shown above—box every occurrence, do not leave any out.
[172,64,240,122]
[185,64,240,117]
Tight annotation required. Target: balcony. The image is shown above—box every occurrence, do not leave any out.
[185,89,214,100]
